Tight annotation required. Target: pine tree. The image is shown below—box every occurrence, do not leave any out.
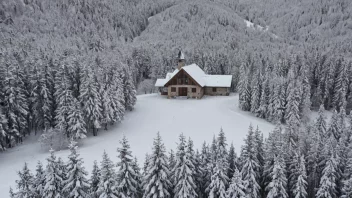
[79,66,102,136]
[316,154,338,198]
[33,161,45,197]
[226,168,246,198]
[200,142,211,198]
[0,108,9,150]
[238,63,251,111]
[67,99,87,139]
[90,160,100,198]
[43,149,64,198]
[326,110,341,140]
[122,68,137,111]
[132,157,143,198]
[266,155,288,198]
[13,162,36,198]
[173,134,197,198]
[116,136,139,198]
[97,151,118,198]
[2,59,28,146]
[250,71,261,115]
[62,141,90,198]
[143,133,171,198]
[207,158,229,198]
[240,125,260,198]
[109,71,125,124]
[227,143,237,180]
[55,64,75,138]
[294,155,308,198]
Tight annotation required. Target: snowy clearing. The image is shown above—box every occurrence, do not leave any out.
[0,94,274,197]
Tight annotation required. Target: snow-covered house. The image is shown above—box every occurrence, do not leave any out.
[155,51,232,99]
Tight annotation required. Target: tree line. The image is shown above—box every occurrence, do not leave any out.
[10,109,352,198]
[0,50,137,151]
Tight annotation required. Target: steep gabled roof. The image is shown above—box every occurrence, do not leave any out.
[155,64,232,88]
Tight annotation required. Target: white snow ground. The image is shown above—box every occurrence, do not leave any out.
[0,94,274,197]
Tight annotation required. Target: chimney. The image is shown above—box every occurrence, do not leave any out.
[177,50,185,70]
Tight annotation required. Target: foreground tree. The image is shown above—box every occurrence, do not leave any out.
[89,160,100,198]
[316,154,338,198]
[173,134,197,198]
[62,141,90,198]
[116,136,139,198]
[43,149,64,198]
[143,133,171,198]
[226,168,245,198]
[12,163,36,198]
[266,155,288,198]
[97,151,118,197]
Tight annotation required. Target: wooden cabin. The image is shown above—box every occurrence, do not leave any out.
[155,51,232,99]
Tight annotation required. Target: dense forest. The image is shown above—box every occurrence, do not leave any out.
[10,109,352,198]
[1,0,352,160]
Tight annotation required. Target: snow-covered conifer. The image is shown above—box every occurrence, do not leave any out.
[67,99,87,139]
[226,168,246,198]
[116,135,139,197]
[316,154,338,198]
[12,162,36,198]
[143,133,171,198]
[90,160,100,198]
[33,161,45,197]
[240,125,260,198]
[97,151,118,197]
[227,143,237,181]
[79,66,102,136]
[266,154,288,198]
[294,155,308,198]
[62,141,90,198]
[43,149,64,198]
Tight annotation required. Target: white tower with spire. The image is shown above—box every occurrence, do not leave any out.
[177,50,185,70]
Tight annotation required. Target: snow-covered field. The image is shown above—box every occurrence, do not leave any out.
[0,94,274,197]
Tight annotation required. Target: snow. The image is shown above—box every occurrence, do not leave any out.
[0,94,274,198]
[182,64,206,86]
[203,75,232,88]
[244,19,266,31]
[155,64,232,87]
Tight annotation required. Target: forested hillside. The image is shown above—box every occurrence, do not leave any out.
[1,0,352,152]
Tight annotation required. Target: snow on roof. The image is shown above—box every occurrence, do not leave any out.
[155,64,232,87]
[203,75,232,87]
[182,64,206,87]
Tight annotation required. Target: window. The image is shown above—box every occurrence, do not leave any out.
[192,88,196,93]
[171,87,176,92]
[212,87,217,92]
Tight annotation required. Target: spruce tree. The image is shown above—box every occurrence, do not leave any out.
[97,151,118,198]
[240,125,260,198]
[43,149,64,198]
[226,168,246,198]
[122,69,137,111]
[90,160,100,198]
[13,162,36,198]
[266,155,288,198]
[116,136,139,198]
[207,158,229,198]
[227,143,237,181]
[143,133,171,198]
[33,161,45,197]
[0,109,9,150]
[173,134,197,198]
[79,66,102,136]
[294,155,308,198]
[67,99,87,139]
[62,141,90,198]
[132,157,143,198]
[316,154,338,198]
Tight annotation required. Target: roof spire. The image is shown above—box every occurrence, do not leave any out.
[177,50,185,70]
[178,50,185,60]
